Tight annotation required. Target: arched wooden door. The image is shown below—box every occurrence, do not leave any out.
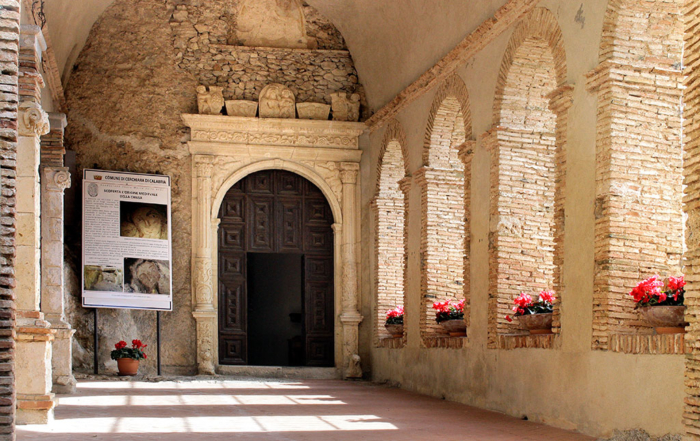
[217,170,334,366]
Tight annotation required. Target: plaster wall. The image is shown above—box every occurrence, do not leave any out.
[362,0,685,437]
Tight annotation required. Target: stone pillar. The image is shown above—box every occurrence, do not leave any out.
[40,167,73,394]
[15,25,55,425]
[192,156,216,375]
[0,1,22,438]
[338,163,362,379]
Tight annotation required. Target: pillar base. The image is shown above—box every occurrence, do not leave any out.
[50,325,76,394]
[16,311,56,425]
[16,393,55,425]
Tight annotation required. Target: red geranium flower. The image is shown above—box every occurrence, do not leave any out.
[115,341,127,350]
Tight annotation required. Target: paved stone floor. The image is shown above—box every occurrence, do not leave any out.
[17,378,593,440]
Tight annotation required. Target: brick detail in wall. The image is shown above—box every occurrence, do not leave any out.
[373,120,409,348]
[417,75,471,346]
[487,8,568,350]
[683,0,700,437]
[40,113,66,167]
[587,0,684,354]
[0,1,21,439]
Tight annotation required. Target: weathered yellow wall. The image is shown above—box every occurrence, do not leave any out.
[360,0,686,437]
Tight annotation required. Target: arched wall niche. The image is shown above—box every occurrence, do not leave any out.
[415,74,474,349]
[182,113,366,378]
[372,119,410,348]
[485,7,571,350]
[587,0,684,354]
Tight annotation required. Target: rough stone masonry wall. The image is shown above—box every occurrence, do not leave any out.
[0,0,19,438]
[63,0,362,374]
[588,0,684,354]
[168,0,361,107]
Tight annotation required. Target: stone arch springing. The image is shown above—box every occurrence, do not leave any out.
[372,120,410,347]
[416,74,473,347]
[486,7,570,350]
[587,0,684,353]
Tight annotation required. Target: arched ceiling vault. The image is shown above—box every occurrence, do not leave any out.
[42,0,508,110]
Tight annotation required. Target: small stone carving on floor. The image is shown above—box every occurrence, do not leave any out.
[259,83,296,118]
[196,85,225,115]
[331,92,360,121]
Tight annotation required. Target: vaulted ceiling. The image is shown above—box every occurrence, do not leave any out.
[43,0,507,110]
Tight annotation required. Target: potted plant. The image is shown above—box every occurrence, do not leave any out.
[111,339,147,376]
[506,291,555,334]
[384,306,404,338]
[630,275,686,334]
[432,299,466,336]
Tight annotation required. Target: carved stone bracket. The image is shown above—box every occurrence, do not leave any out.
[18,101,50,137]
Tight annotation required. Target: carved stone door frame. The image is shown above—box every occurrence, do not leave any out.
[183,114,365,378]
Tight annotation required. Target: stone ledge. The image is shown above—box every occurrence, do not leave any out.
[376,337,405,349]
[422,336,467,349]
[496,333,560,350]
[608,333,685,354]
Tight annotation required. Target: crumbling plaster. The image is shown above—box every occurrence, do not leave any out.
[363,0,684,438]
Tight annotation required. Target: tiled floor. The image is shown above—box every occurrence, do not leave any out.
[17,378,593,440]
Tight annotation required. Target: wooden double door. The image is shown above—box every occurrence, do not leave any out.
[217,170,335,366]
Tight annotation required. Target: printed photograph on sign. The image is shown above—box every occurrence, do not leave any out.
[84,265,123,292]
[124,258,171,295]
[120,201,168,240]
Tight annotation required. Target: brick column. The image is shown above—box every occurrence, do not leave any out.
[0,1,22,438]
[683,0,700,436]
[15,25,55,425]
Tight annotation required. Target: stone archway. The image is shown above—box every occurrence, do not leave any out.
[183,113,365,378]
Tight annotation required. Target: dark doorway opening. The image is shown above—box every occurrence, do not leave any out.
[218,170,334,367]
[247,253,304,366]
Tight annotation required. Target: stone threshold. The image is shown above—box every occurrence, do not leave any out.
[217,365,340,380]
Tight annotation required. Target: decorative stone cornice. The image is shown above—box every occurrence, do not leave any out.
[182,114,366,149]
[18,101,50,137]
[43,167,71,192]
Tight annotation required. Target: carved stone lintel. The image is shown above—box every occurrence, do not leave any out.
[196,85,225,115]
[259,83,296,119]
[18,101,50,137]
[331,92,361,122]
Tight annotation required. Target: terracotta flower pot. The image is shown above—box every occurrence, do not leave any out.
[117,358,140,376]
[638,305,687,334]
[384,323,404,338]
[440,319,466,337]
[517,312,553,335]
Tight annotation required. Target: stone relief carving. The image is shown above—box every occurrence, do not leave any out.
[191,130,356,149]
[496,216,523,238]
[347,353,362,378]
[194,258,214,306]
[296,103,330,120]
[18,101,50,137]
[225,100,258,118]
[196,318,216,375]
[196,85,225,115]
[331,92,361,122]
[236,0,309,49]
[259,83,296,119]
[44,168,71,192]
[301,161,342,203]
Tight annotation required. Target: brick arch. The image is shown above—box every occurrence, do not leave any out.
[493,7,567,127]
[588,0,684,353]
[486,6,571,350]
[422,74,472,168]
[416,74,473,348]
[375,119,409,197]
[598,0,683,67]
[373,119,409,347]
